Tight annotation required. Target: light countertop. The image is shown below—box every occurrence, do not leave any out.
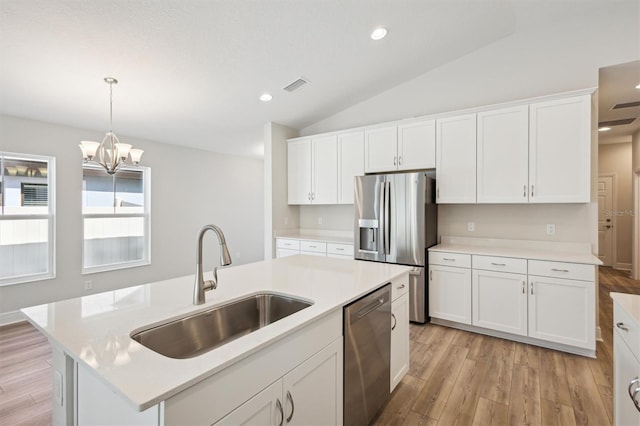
[275,231,354,244]
[21,255,408,411]
[429,237,602,265]
[611,292,640,325]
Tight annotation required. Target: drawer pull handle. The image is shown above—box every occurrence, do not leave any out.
[491,262,506,266]
[443,258,456,261]
[391,313,397,331]
[632,388,640,412]
[336,248,344,251]
[617,322,629,331]
[286,390,295,422]
[397,284,405,289]
[530,282,534,295]
[276,398,284,426]
[551,268,570,273]
[309,245,316,248]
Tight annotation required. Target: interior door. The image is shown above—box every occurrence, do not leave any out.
[598,175,614,266]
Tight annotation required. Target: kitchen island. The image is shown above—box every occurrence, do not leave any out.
[21,255,410,425]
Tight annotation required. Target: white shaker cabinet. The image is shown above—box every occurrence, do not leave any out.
[390,275,410,393]
[436,114,477,204]
[476,105,529,203]
[472,269,528,336]
[428,264,472,325]
[216,339,343,426]
[529,95,591,203]
[337,131,364,204]
[364,125,398,173]
[397,119,436,171]
[287,136,338,205]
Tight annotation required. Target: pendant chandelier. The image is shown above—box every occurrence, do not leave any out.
[78,77,144,175]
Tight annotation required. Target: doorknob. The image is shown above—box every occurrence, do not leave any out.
[606,218,611,222]
[606,225,612,229]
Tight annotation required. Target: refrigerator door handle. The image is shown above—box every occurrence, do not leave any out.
[384,181,391,255]
[378,182,386,255]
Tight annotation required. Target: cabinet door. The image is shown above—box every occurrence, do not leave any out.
[276,248,299,258]
[472,270,527,336]
[397,120,435,171]
[338,131,364,204]
[391,292,410,392]
[311,136,338,204]
[529,95,591,203]
[614,331,640,426]
[215,380,283,426]
[429,265,472,324]
[282,339,343,426]
[364,125,398,173]
[528,276,595,349]
[477,105,529,203]
[436,114,477,203]
[288,139,312,205]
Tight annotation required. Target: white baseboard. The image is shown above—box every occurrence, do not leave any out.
[615,263,632,272]
[0,311,26,326]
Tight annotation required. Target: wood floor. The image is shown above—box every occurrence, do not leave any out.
[0,267,638,426]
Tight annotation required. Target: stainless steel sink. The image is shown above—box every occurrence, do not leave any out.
[130,293,313,359]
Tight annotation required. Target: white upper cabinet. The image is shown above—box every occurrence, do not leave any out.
[337,131,364,204]
[529,95,591,203]
[364,121,436,173]
[477,105,529,203]
[397,120,436,171]
[436,113,477,204]
[287,136,337,205]
[364,125,397,173]
[287,139,312,205]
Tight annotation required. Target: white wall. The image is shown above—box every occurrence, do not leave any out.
[299,205,354,231]
[263,122,299,259]
[301,2,639,136]
[0,115,264,314]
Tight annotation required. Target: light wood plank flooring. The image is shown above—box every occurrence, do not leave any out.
[0,267,638,426]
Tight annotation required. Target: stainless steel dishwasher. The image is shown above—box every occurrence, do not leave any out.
[344,284,391,426]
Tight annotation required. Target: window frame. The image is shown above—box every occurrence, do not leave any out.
[81,164,151,274]
[0,152,56,287]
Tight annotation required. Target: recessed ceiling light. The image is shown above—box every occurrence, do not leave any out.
[259,93,272,102]
[371,28,387,40]
[598,126,611,132]
[636,83,640,89]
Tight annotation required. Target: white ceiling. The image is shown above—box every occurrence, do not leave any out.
[0,1,599,157]
[598,60,640,144]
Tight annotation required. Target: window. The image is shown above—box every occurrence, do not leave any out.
[0,153,55,286]
[82,165,150,273]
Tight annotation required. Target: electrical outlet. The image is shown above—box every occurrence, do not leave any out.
[467,222,475,232]
[546,224,556,235]
[318,217,323,225]
[84,280,92,290]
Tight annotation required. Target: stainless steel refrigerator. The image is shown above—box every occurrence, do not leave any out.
[354,172,437,323]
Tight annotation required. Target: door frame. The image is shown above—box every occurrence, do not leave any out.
[633,169,640,280]
[598,173,617,268]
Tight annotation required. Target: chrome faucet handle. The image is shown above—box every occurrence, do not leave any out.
[203,279,216,291]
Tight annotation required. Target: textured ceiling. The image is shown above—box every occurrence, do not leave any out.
[598,60,640,144]
[0,1,596,157]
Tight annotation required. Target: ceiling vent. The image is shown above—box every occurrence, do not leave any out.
[611,100,640,110]
[283,77,309,93]
[598,118,637,127]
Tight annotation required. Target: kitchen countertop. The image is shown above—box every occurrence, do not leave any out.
[275,231,354,244]
[21,255,408,411]
[611,292,640,325]
[430,236,602,265]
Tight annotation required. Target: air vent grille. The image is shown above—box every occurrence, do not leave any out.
[612,101,640,110]
[283,77,309,93]
[598,118,637,127]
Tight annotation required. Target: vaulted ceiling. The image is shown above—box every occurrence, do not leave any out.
[0,1,618,157]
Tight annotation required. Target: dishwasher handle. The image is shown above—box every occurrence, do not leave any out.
[357,298,385,319]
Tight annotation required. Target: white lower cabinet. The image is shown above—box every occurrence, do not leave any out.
[275,238,353,260]
[216,339,343,426]
[528,275,595,349]
[390,292,409,392]
[428,264,472,325]
[472,270,527,336]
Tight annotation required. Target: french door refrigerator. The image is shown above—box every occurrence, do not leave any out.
[354,172,437,323]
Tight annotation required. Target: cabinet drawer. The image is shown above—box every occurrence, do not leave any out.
[327,243,353,257]
[429,251,471,268]
[528,260,595,282]
[391,273,409,301]
[472,255,527,274]
[614,304,640,361]
[300,241,327,253]
[276,239,300,250]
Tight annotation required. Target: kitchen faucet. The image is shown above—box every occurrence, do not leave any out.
[194,224,232,305]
